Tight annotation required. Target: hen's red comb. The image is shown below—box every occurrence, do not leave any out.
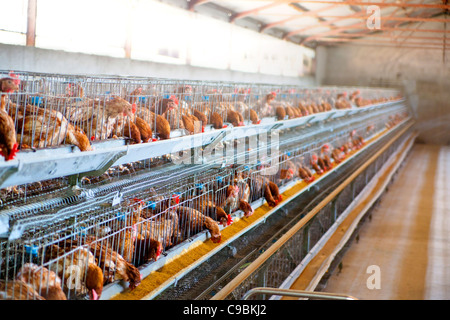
[9,143,18,160]
[8,71,20,86]
[169,95,179,105]
[1,143,19,161]
[131,103,137,114]
[227,214,233,226]
[156,243,163,258]
[133,198,145,205]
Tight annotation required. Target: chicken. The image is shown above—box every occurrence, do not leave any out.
[65,83,84,98]
[127,87,143,105]
[133,108,171,140]
[0,280,45,300]
[161,96,184,131]
[15,105,92,152]
[44,244,103,300]
[249,109,261,125]
[189,195,230,227]
[0,109,19,161]
[226,109,244,127]
[297,102,310,117]
[257,92,276,118]
[131,197,179,248]
[210,111,224,129]
[133,235,163,267]
[87,240,141,290]
[0,72,20,161]
[320,145,333,170]
[298,165,315,183]
[350,130,365,150]
[104,96,137,119]
[275,106,287,121]
[81,97,137,142]
[113,114,141,144]
[285,106,296,119]
[182,113,202,134]
[244,172,282,207]
[330,145,344,164]
[310,154,324,175]
[0,72,20,110]
[134,116,153,143]
[193,109,207,132]
[176,206,222,243]
[154,113,171,140]
[16,263,67,300]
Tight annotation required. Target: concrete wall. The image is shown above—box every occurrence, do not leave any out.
[316,43,450,145]
[0,44,315,87]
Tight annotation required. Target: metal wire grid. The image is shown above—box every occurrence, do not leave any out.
[3,72,410,300]
[2,70,403,149]
[1,101,409,227]
[0,70,405,205]
[0,117,409,300]
[219,124,411,300]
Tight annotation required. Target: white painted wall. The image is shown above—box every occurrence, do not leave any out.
[316,43,450,145]
[0,43,315,86]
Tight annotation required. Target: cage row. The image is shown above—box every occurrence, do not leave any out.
[0,71,403,162]
[0,106,410,300]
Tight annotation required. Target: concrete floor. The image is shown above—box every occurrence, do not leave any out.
[323,144,450,300]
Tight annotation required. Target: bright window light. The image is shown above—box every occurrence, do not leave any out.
[35,0,127,58]
[131,0,188,65]
[1,0,313,78]
[0,0,27,45]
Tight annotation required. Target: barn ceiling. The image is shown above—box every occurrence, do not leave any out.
[165,0,450,50]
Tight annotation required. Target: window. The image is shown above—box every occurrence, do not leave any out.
[0,0,28,45]
[35,0,127,58]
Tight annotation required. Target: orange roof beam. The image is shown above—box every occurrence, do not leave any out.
[282,0,402,40]
[263,1,450,10]
[298,1,443,44]
[230,2,285,23]
[188,0,213,11]
[321,42,450,50]
[322,34,448,41]
[318,38,450,47]
[259,3,342,33]
[313,15,449,23]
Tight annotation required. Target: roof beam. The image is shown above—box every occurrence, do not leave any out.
[374,27,450,34]
[323,42,450,50]
[311,15,449,23]
[318,38,450,47]
[283,10,369,40]
[230,2,284,23]
[259,3,341,33]
[188,0,213,11]
[259,1,450,10]
[298,1,441,44]
[323,34,447,41]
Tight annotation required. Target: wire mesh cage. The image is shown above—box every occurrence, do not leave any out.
[0,70,411,300]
